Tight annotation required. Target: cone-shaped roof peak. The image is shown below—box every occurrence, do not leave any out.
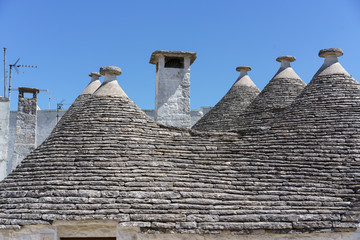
[80,72,102,95]
[273,55,301,80]
[315,48,350,77]
[234,56,305,130]
[192,66,259,131]
[93,66,128,98]
[233,66,257,88]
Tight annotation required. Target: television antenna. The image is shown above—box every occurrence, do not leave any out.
[8,57,37,99]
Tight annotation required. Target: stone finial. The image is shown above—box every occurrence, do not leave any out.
[236,66,251,72]
[100,66,122,76]
[319,48,343,58]
[81,72,102,95]
[276,56,296,63]
[234,66,257,88]
[314,48,349,77]
[94,66,128,97]
[276,55,296,69]
[89,72,101,77]
[235,66,252,81]
[88,72,101,83]
[273,55,301,80]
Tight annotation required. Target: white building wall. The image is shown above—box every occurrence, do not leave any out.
[0,223,359,240]
[0,97,10,181]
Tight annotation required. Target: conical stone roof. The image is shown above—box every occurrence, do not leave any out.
[53,72,102,129]
[237,48,360,231]
[234,56,306,131]
[192,66,260,132]
[0,60,359,235]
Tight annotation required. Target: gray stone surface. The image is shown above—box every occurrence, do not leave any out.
[89,72,101,77]
[192,67,260,132]
[0,49,359,236]
[233,57,305,131]
[10,88,39,171]
[318,48,343,57]
[100,66,122,76]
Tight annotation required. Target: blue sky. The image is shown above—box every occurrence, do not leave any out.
[1,0,360,110]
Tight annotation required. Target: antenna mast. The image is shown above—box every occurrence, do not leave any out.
[8,58,37,100]
[3,48,6,98]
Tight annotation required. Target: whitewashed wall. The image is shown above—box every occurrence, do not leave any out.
[0,222,359,240]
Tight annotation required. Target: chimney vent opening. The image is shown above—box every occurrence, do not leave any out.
[165,57,184,68]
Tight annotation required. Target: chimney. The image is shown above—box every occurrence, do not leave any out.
[150,50,197,128]
[11,87,39,171]
[0,96,10,180]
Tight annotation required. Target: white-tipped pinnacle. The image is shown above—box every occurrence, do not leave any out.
[316,48,349,77]
[89,72,101,82]
[273,55,301,80]
[276,55,296,68]
[234,66,257,88]
[80,72,102,95]
[319,48,343,58]
[100,66,122,83]
[94,66,128,97]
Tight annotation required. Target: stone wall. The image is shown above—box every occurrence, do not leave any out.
[143,109,207,128]
[0,222,359,240]
[11,94,38,171]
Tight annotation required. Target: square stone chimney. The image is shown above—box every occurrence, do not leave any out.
[150,50,197,128]
[11,87,39,171]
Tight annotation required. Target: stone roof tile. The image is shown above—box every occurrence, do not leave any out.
[233,56,306,131]
[192,67,260,132]
[0,51,359,235]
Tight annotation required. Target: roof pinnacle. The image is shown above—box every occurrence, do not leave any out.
[319,48,343,58]
[314,48,349,77]
[276,55,296,68]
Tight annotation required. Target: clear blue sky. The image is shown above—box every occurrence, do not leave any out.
[1,0,360,111]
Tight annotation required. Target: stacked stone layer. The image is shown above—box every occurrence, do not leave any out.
[192,79,260,132]
[0,64,359,235]
[234,73,306,131]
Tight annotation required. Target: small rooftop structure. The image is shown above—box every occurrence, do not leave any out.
[149,50,197,128]
[149,50,197,65]
[18,87,39,98]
